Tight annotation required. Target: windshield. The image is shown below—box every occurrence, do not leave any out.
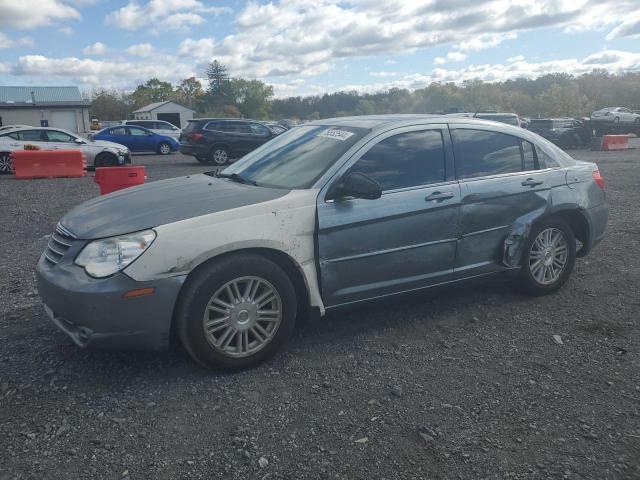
[221,125,369,189]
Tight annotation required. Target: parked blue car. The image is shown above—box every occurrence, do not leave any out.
[93,125,179,155]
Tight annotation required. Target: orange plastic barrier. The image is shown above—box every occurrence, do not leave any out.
[602,135,629,151]
[13,149,85,179]
[94,166,146,195]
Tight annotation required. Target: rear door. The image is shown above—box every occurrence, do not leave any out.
[226,121,253,156]
[12,129,47,149]
[450,125,553,277]
[105,126,130,149]
[247,123,273,150]
[317,125,460,307]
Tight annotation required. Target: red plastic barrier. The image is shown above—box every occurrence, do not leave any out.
[13,149,85,179]
[602,135,629,151]
[94,166,146,195]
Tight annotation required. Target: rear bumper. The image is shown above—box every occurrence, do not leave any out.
[179,144,206,157]
[36,253,186,351]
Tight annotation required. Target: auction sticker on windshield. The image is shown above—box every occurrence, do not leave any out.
[318,129,355,141]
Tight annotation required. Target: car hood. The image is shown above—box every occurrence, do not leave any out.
[60,174,290,239]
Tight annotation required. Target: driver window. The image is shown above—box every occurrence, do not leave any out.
[349,130,446,191]
[45,130,74,142]
[129,127,149,136]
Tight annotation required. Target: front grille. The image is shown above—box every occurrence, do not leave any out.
[44,224,76,267]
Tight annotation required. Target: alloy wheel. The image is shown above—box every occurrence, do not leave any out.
[528,227,568,285]
[202,276,282,358]
[159,143,171,155]
[212,149,228,165]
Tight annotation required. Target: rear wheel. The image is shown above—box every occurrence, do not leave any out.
[519,218,576,296]
[158,142,171,155]
[94,152,118,168]
[0,152,12,174]
[209,146,229,166]
[176,254,298,370]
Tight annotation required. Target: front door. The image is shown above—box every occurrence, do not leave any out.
[127,126,155,151]
[450,126,556,278]
[317,125,460,308]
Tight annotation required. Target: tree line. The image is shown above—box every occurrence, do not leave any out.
[89,63,640,122]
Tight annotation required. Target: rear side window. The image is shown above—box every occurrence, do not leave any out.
[226,122,250,133]
[349,130,446,191]
[452,129,522,179]
[16,130,44,141]
[203,121,224,131]
[109,127,127,135]
[536,147,560,168]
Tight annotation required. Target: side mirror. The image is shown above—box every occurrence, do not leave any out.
[329,172,382,201]
[74,138,85,144]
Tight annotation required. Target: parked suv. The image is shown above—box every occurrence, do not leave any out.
[179,118,280,165]
[36,115,607,370]
[528,118,591,148]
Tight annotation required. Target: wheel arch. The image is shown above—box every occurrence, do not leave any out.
[208,142,231,156]
[170,247,313,344]
[503,206,590,267]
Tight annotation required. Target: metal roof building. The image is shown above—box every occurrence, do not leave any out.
[0,86,90,133]
[132,100,194,128]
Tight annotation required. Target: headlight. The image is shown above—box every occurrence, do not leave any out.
[75,230,156,278]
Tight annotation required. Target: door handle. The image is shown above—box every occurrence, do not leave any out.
[521,178,543,187]
[425,191,455,201]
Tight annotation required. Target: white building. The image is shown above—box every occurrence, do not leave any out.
[0,86,90,133]
[132,101,195,128]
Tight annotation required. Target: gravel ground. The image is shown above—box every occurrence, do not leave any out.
[1,150,639,480]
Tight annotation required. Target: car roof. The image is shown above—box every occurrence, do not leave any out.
[308,113,529,129]
[0,126,76,134]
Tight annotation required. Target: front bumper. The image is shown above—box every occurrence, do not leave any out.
[36,253,186,351]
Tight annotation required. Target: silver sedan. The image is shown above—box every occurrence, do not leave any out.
[0,126,131,174]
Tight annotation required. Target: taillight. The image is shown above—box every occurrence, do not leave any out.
[187,133,203,141]
[592,170,605,189]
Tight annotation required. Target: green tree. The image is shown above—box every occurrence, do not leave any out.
[89,89,131,121]
[129,78,175,110]
[229,78,274,118]
[175,77,204,109]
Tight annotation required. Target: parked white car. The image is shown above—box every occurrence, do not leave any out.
[0,126,131,174]
[0,124,31,132]
[591,107,640,124]
[123,120,181,139]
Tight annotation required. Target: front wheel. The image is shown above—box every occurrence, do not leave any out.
[158,142,171,155]
[0,152,12,174]
[519,218,576,296]
[209,146,229,166]
[94,152,118,168]
[176,254,298,370]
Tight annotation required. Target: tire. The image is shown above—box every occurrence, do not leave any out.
[0,152,12,174]
[158,142,171,155]
[519,218,576,296]
[94,152,118,168]
[209,146,229,166]
[176,254,298,370]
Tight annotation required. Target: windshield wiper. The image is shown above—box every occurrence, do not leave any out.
[215,172,258,186]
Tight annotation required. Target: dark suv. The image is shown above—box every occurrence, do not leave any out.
[180,118,280,165]
[527,118,591,149]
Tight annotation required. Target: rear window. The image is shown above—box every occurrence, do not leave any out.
[183,121,200,133]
